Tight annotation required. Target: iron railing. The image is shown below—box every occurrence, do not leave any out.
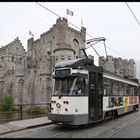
[0,102,51,124]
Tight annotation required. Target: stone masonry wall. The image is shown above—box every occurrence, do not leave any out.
[99,55,135,77]
[0,17,86,104]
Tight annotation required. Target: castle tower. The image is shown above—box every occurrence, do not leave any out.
[0,17,87,104]
[0,37,26,104]
[54,42,75,63]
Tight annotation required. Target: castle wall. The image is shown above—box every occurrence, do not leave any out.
[0,17,136,105]
[0,17,86,104]
[99,55,135,77]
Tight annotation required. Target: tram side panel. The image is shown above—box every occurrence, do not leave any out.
[103,96,139,116]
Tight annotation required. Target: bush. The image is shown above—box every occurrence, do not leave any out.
[2,95,13,111]
[27,106,49,115]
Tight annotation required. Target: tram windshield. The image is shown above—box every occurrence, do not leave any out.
[53,77,87,96]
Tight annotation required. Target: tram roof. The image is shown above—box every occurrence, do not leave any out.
[55,58,94,68]
[55,58,139,86]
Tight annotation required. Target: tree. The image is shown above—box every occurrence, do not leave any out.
[2,95,13,111]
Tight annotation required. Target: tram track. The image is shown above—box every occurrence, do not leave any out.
[48,111,140,138]
[36,111,140,138]
[1,110,140,138]
[94,112,140,138]
[107,117,140,138]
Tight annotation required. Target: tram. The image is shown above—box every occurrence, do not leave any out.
[48,58,139,125]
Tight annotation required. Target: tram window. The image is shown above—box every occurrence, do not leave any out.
[71,77,86,95]
[129,86,134,95]
[129,86,132,95]
[126,85,130,95]
[118,83,123,96]
[135,86,140,95]
[132,87,134,95]
[124,84,128,96]
[53,78,73,95]
[103,78,111,96]
[112,81,119,96]
[105,84,111,95]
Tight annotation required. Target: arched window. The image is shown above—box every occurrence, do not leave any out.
[73,39,79,47]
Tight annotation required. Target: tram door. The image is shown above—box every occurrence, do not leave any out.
[89,71,103,121]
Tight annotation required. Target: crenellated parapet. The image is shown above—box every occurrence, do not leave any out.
[0,17,87,104]
[99,55,135,77]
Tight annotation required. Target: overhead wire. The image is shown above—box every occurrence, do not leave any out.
[0,3,54,46]
[125,2,140,27]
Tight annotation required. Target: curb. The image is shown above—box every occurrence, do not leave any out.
[26,121,53,129]
[0,121,53,136]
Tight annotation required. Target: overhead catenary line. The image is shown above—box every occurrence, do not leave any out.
[35,2,126,59]
[35,2,61,18]
[35,2,94,39]
[125,2,140,27]
[1,4,53,42]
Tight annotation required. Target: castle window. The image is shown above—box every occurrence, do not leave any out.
[61,55,65,60]
[73,39,79,47]
[1,56,4,61]
[55,56,58,61]
[68,56,71,60]
[11,55,15,61]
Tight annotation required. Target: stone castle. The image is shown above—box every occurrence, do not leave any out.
[0,17,135,104]
[0,17,86,104]
[99,55,135,78]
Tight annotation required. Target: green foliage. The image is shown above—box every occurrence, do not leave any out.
[11,106,20,111]
[27,106,49,115]
[2,95,13,111]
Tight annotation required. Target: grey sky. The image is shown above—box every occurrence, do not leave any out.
[1,2,140,61]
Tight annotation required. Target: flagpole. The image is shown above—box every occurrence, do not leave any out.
[66,9,68,21]
[66,9,68,26]
[81,17,83,28]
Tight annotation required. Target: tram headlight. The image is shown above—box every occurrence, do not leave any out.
[65,108,68,111]
[56,103,61,108]
[51,100,56,103]
[63,101,69,104]
[65,101,69,104]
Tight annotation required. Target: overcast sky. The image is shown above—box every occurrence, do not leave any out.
[1,2,140,62]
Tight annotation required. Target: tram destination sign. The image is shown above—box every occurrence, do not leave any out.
[55,68,71,77]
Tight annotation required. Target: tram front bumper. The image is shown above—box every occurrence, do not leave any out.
[48,113,88,125]
[48,113,74,123]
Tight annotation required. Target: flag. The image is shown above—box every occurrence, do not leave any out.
[67,9,74,16]
[29,31,34,38]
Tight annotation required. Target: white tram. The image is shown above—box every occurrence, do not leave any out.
[48,58,139,125]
